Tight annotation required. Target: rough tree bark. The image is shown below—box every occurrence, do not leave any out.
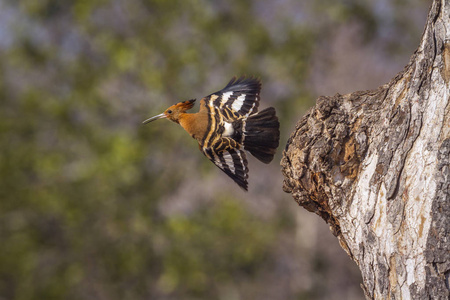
[281,1,449,299]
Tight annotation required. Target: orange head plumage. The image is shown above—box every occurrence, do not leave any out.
[142,99,196,124]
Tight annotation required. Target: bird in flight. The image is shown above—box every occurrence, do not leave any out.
[143,76,280,190]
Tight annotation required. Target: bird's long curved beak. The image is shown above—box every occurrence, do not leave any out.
[142,113,167,124]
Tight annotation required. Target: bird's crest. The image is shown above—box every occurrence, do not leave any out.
[174,99,196,112]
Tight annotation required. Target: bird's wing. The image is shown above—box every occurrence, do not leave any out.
[202,137,249,190]
[201,76,261,121]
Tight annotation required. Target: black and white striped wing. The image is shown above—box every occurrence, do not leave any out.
[202,138,249,190]
[206,76,261,120]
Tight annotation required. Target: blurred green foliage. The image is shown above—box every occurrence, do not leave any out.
[0,0,428,299]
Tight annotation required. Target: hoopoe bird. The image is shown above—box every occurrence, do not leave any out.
[143,76,280,191]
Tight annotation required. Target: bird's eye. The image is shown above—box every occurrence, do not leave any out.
[167,110,172,114]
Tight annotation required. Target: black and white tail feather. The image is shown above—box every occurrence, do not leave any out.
[243,107,279,164]
[200,76,280,190]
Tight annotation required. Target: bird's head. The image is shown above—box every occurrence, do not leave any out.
[142,99,196,124]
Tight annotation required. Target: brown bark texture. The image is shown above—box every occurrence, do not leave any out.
[281,1,450,299]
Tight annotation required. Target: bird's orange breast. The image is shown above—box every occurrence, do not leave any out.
[179,112,210,143]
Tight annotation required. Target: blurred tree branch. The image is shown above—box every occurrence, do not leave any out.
[281,0,450,299]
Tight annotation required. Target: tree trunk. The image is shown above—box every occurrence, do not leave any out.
[281,1,450,299]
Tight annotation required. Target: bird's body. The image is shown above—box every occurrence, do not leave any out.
[143,76,280,190]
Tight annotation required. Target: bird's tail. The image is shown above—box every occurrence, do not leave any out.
[243,107,280,164]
